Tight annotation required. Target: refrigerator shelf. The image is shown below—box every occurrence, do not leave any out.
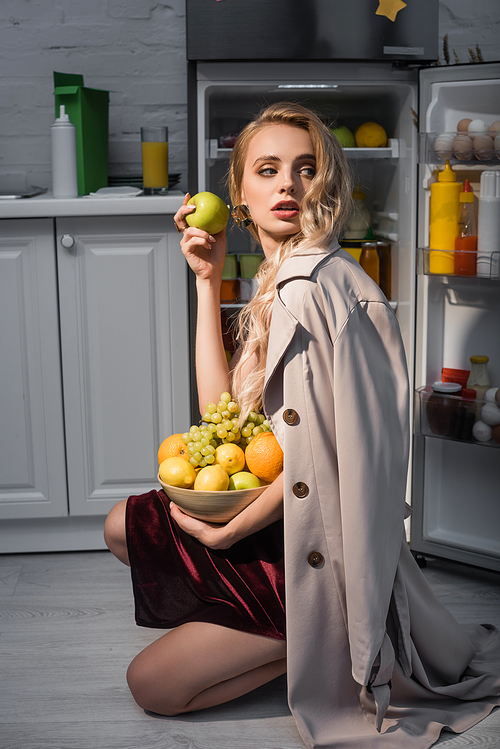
[418,248,500,280]
[415,386,500,449]
[207,139,400,162]
[418,132,500,166]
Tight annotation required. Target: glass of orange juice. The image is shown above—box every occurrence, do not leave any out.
[141,126,168,194]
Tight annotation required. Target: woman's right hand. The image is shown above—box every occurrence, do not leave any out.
[174,193,227,283]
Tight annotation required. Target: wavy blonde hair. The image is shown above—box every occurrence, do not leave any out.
[228,102,352,419]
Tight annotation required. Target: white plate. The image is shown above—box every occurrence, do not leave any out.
[85,186,143,198]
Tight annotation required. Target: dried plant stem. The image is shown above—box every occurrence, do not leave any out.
[469,46,479,63]
[454,49,460,64]
[410,108,418,129]
[443,34,450,65]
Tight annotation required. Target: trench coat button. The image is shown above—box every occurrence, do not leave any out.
[308,551,324,568]
[283,408,299,425]
[292,482,309,498]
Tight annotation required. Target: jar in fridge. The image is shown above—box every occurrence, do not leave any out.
[466,355,491,401]
[425,381,461,437]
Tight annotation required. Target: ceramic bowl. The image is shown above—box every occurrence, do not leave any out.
[157,474,268,523]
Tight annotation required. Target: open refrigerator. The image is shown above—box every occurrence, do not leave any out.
[186,59,500,571]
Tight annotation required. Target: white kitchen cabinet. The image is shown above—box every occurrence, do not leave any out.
[0,205,189,552]
[0,219,68,520]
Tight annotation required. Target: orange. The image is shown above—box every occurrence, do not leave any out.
[244,432,283,483]
[158,434,190,464]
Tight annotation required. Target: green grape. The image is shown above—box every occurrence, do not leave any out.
[256,414,266,425]
[200,437,210,448]
[246,435,254,444]
[207,422,218,433]
[210,440,218,449]
[202,412,212,422]
[227,401,238,413]
[217,401,226,413]
[241,425,252,438]
[225,432,236,442]
[205,454,215,464]
[187,442,196,455]
[200,446,211,456]
[232,430,241,442]
[217,427,228,439]
[199,458,207,467]
[211,412,222,424]
[222,420,233,431]
[221,410,231,420]
[253,426,263,436]
[193,451,202,462]
[190,424,198,433]
[181,432,190,444]
[247,411,258,423]
[189,457,198,467]
[220,392,231,403]
[206,403,217,414]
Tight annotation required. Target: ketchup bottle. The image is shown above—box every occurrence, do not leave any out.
[454,179,477,276]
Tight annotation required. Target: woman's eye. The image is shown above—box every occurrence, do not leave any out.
[299,166,316,177]
[258,167,277,176]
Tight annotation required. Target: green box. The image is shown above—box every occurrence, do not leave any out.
[54,72,109,195]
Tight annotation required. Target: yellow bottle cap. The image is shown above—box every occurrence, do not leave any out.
[437,160,457,182]
[470,355,489,363]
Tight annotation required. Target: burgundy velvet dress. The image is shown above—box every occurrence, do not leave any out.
[126,489,286,640]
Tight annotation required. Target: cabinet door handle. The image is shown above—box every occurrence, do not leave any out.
[60,234,75,249]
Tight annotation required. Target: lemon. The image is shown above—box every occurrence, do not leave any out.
[159,457,196,489]
[194,465,230,492]
[355,122,387,148]
[214,443,246,476]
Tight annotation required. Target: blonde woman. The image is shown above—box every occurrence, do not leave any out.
[105,103,500,747]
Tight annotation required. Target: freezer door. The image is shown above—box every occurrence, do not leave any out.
[186,0,438,63]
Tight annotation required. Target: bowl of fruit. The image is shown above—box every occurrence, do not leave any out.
[157,392,283,523]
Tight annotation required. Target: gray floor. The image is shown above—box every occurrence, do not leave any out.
[0,549,499,749]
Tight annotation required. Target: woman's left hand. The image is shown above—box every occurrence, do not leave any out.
[169,502,234,550]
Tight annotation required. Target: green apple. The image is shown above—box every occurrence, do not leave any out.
[228,471,262,491]
[331,126,356,148]
[185,191,230,235]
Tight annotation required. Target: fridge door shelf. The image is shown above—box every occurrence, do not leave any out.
[418,248,500,280]
[415,386,500,448]
[207,139,400,162]
[418,132,500,167]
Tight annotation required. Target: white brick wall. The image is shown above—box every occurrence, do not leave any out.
[0,0,498,195]
[0,0,188,193]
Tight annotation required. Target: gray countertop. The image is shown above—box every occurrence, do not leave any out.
[0,190,184,219]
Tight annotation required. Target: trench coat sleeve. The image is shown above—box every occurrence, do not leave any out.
[331,298,410,691]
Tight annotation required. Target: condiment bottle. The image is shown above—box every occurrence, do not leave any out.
[360,240,380,286]
[477,171,500,279]
[51,104,78,198]
[466,355,491,402]
[454,179,477,276]
[429,160,462,274]
[344,185,371,239]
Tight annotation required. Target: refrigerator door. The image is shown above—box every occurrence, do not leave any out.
[412,62,500,570]
[186,0,438,63]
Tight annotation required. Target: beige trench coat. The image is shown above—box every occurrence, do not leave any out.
[262,243,500,749]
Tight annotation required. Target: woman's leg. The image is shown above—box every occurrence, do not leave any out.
[126,621,287,716]
[104,499,130,566]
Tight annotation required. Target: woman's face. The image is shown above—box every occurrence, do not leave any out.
[240,124,316,256]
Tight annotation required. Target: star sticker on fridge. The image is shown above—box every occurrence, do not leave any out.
[376,0,407,22]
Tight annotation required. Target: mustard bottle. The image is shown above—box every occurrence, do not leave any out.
[429,161,463,274]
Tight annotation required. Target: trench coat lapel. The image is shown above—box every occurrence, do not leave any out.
[263,244,339,410]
